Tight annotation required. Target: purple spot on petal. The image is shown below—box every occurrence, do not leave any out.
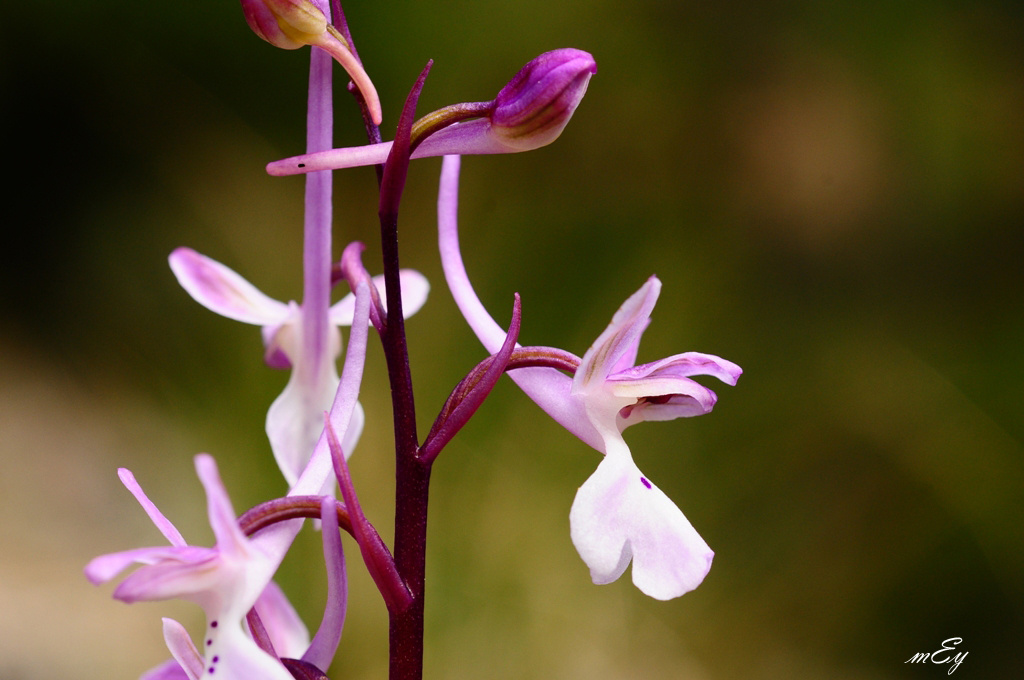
[212,656,219,663]
[210,620,218,628]
[206,639,213,646]
[640,476,652,489]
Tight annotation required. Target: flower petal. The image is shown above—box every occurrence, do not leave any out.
[289,282,371,498]
[329,270,430,325]
[169,248,290,325]
[252,582,310,660]
[116,468,187,547]
[266,362,340,486]
[301,497,347,670]
[110,548,222,605]
[268,113,538,176]
[618,391,719,425]
[569,439,713,600]
[196,454,249,562]
[573,277,660,391]
[613,351,743,386]
[161,618,203,680]
[201,621,295,680]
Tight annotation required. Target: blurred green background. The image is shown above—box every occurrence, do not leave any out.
[3,0,1023,678]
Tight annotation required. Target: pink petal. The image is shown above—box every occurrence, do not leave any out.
[301,497,346,669]
[195,454,248,561]
[329,270,430,324]
[84,546,192,585]
[573,278,660,391]
[613,351,743,386]
[618,391,718,425]
[161,618,203,680]
[252,582,310,660]
[110,549,221,604]
[169,247,289,325]
[118,468,186,547]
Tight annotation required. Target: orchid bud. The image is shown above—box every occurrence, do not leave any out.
[489,48,597,151]
[238,0,382,124]
[240,0,327,49]
[264,48,597,175]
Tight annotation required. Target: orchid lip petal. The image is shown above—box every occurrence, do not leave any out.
[569,438,713,600]
[169,247,289,325]
[266,365,339,487]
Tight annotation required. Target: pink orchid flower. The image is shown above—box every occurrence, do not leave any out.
[437,154,741,600]
[85,456,296,679]
[90,284,372,679]
[169,246,429,487]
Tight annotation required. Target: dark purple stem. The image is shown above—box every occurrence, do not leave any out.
[378,62,433,680]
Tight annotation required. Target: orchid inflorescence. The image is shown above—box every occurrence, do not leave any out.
[85,1,741,678]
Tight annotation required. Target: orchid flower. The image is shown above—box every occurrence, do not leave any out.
[169,246,429,487]
[437,154,741,600]
[266,48,597,176]
[239,0,382,124]
[85,456,295,680]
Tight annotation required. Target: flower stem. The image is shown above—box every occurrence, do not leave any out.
[378,63,434,680]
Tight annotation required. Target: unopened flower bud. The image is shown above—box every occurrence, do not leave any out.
[238,0,382,124]
[265,48,597,175]
[489,48,597,151]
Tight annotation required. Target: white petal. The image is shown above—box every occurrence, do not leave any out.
[569,441,713,600]
[202,621,294,680]
[169,247,289,325]
[266,367,339,487]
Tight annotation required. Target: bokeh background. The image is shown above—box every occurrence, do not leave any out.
[3,1,1023,678]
